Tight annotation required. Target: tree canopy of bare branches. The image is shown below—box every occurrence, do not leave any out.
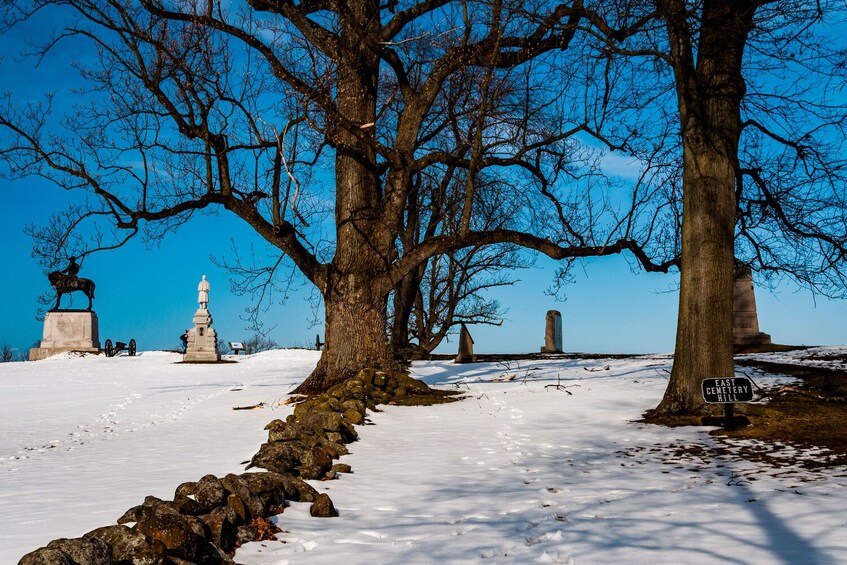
[1,0,677,392]
[605,0,847,416]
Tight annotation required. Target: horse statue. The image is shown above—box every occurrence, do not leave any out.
[48,258,95,310]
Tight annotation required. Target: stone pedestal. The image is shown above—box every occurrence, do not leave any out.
[29,310,101,361]
[733,264,771,347]
[540,310,563,353]
[184,308,220,362]
[455,324,475,363]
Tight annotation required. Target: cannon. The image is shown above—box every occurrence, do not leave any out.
[104,338,136,358]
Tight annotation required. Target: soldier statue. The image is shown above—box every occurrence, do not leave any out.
[197,275,210,309]
[65,256,80,281]
[48,256,95,310]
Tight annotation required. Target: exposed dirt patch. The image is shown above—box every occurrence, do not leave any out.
[729,359,847,465]
[245,517,282,543]
[733,343,809,354]
[387,389,463,406]
[641,354,847,473]
[646,362,847,474]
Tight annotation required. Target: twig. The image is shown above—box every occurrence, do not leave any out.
[544,374,580,394]
[232,402,266,410]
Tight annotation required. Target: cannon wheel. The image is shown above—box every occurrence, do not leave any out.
[128,339,137,356]
[104,339,114,358]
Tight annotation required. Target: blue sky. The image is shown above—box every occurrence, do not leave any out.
[4,171,847,358]
[2,5,846,358]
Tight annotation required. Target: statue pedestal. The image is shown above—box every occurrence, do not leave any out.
[29,310,101,361]
[184,308,220,362]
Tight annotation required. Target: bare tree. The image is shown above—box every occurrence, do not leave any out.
[390,163,534,357]
[393,243,532,357]
[241,333,278,355]
[1,344,16,363]
[0,1,676,393]
[596,0,847,416]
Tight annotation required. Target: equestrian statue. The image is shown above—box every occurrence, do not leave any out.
[48,257,95,310]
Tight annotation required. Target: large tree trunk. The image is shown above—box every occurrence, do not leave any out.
[654,147,737,415]
[651,0,756,416]
[294,285,396,394]
[291,0,399,394]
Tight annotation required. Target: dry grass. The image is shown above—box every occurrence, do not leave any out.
[726,359,847,467]
[246,517,282,542]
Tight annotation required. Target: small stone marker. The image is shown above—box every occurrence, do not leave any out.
[184,275,221,362]
[540,310,563,353]
[455,324,475,363]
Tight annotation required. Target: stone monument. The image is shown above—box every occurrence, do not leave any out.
[184,275,221,362]
[455,324,475,363]
[733,263,771,347]
[540,310,563,353]
[30,258,101,361]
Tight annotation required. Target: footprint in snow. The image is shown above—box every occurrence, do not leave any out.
[359,530,387,539]
[295,540,319,552]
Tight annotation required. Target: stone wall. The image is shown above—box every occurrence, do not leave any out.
[19,370,460,565]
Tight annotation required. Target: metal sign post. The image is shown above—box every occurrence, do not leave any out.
[701,377,754,430]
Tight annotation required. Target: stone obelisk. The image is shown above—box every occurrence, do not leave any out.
[733,263,771,347]
[455,324,475,363]
[540,310,563,353]
[184,275,221,362]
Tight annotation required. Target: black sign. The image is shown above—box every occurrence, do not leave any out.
[701,377,754,404]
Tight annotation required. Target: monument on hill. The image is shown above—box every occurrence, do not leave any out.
[29,257,101,361]
[184,275,221,362]
[540,310,563,353]
[455,324,475,363]
[733,262,771,347]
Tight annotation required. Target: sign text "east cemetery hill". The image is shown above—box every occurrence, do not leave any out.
[701,377,754,404]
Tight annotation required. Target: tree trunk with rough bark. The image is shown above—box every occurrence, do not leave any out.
[295,286,396,394]
[293,0,400,394]
[656,147,737,415]
[651,0,756,416]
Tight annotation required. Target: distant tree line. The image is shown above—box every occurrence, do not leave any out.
[1,344,24,363]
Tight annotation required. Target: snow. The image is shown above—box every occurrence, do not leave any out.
[2,349,847,564]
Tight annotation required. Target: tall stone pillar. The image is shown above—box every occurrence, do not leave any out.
[455,324,475,363]
[540,310,563,353]
[733,263,771,347]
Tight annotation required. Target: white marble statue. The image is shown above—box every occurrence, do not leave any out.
[197,275,210,309]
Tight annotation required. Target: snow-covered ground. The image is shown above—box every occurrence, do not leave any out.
[2,349,846,564]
